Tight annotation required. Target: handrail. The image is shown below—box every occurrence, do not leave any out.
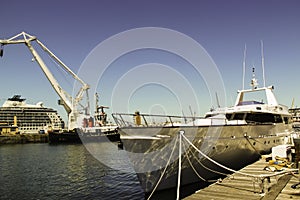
[112,112,241,127]
[112,112,204,127]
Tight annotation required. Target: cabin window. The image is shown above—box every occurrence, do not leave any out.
[274,115,283,123]
[225,114,233,120]
[245,113,283,123]
[232,113,245,120]
[205,114,212,118]
[283,117,289,124]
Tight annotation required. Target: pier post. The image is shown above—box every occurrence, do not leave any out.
[177,131,183,200]
[293,138,300,168]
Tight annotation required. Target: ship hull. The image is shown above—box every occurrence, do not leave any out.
[48,129,120,144]
[119,123,292,193]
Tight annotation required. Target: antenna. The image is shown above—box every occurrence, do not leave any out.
[261,40,266,87]
[251,67,258,90]
[243,44,247,90]
[95,92,99,112]
[182,110,187,124]
[189,105,193,116]
[291,98,295,109]
[215,92,220,108]
[189,105,195,126]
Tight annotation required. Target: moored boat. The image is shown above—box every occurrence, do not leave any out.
[48,127,120,144]
[288,107,300,130]
[49,99,119,144]
[112,78,294,195]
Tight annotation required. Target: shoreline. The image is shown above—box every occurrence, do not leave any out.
[0,134,49,144]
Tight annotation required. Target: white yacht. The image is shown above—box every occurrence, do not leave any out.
[112,78,294,194]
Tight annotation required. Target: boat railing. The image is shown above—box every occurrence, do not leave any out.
[112,113,244,128]
[112,113,199,127]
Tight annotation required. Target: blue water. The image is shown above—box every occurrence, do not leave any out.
[0,143,145,200]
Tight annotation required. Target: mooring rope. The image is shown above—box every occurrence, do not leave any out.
[182,140,209,182]
[146,134,179,200]
[182,139,229,177]
[244,135,263,156]
[147,131,297,199]
[182,138,223,182]
[180,131,298,179]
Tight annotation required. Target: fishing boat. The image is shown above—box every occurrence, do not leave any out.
[112,75,294,195]
[49,102,119,143]
[48,126,119,144]
[48,92,119,143]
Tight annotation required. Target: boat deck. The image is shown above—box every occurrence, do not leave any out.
[184,158,299,200]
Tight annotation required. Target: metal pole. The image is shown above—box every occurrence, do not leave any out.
[177,131,183,200]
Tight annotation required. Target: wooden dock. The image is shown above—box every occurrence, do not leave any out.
[184,158,299,200]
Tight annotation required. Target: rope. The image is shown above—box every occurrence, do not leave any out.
[244,135,262,156]
[146,135,179,200]
[147,131,297,199]
[182,138,216,182]
[180,131,298,179]
[46,51,74,89]
[182,139,229,177]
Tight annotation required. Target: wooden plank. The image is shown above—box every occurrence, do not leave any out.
[277,176,300,198]
[194,188,261,199]
[261,174,291,200]
[184,158,294,200]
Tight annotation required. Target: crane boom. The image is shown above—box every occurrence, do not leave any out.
[0,32,90,131]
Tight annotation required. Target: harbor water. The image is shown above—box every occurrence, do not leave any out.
[0,143,145,200]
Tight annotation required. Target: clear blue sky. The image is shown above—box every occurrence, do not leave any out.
[1,0,300,123]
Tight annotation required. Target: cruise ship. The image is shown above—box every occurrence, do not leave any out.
[0,95,65,134]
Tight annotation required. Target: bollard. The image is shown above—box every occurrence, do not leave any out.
[299,161,300,182]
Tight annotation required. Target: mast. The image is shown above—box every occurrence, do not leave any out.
[251,67,258,90]
[215,92,220,108]
[242,44,247,90]
[261,40,266,87]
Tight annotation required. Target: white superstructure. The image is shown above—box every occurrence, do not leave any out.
[0,95,64,134]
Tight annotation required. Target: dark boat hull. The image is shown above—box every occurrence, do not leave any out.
[48,129,120,144]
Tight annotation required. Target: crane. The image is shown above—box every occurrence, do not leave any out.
[0,32,90,131]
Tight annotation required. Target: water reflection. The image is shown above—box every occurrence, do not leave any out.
[0,143,144,200]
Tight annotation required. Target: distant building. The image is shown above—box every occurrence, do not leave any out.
[0,122,19,135]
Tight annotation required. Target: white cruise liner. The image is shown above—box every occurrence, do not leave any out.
[0,95,65,134]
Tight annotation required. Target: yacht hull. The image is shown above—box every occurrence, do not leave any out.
[119,123,291,193]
